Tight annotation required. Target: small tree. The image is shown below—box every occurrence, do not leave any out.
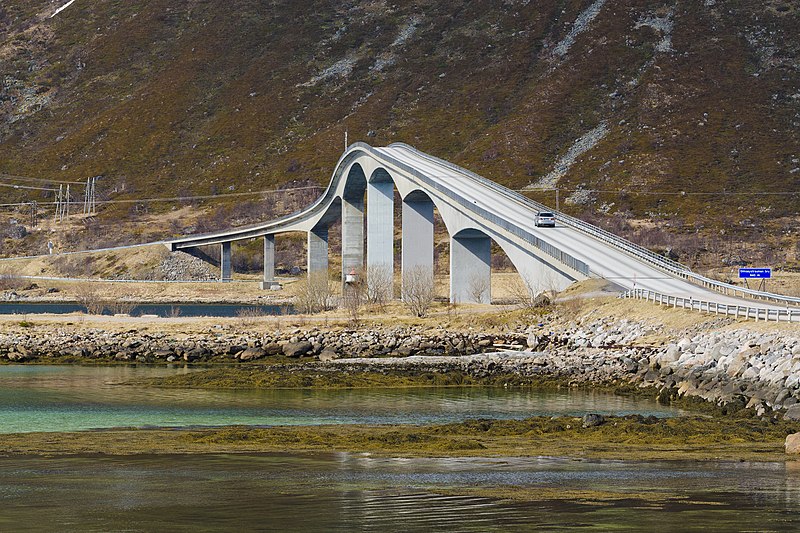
[342,276,366,325]
[467,272,490,304]
[365,264,393,309]
[74,282,105,315]
[401,265,435,317]
[294,271,336,314]
[507,273,554,310]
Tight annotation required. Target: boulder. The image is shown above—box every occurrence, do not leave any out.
[318,348,339,362]
[239,347,267,361]
[263,342,283,356]
[582,413,605,428]
[784,404,800,421]
[786,432,800,454]
[526,333,539,349]
[283,341,312,358]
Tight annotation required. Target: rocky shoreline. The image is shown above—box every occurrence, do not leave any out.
[1,317,799,418]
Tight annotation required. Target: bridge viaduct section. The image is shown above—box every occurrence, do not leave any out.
[167,143,588,304]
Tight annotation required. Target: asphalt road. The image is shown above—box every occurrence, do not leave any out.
[380,145,788,310]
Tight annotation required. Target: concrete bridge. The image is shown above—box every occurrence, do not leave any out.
[168,143,800,317]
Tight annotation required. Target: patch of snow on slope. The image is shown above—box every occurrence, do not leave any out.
[526,122,609,190]
[552,0,608,58]
[51,0,79,18]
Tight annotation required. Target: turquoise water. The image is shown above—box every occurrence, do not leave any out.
[0,365,686,433]
[2,366,798,531]
[2,453,800,531]
[0,302,291,317]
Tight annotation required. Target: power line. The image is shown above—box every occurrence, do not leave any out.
[90,185,324,206]
[0,181,57,192]
[0,185,323,210]
[518,188,800,196]
[0,173,84,186]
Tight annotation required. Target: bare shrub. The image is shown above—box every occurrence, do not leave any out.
[294,271,337,314]
[74,282,105,314]
[401,265,435,317]
[467,273,490,304]
[366,264,393,309]
[342,277,366,325]
[236,307,267,326]
[507,272,558,310]
[105,300,136,315]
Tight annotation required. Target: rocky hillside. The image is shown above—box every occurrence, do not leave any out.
[1,0,798,266]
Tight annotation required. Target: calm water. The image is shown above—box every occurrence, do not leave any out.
[0,302,290,317]
[2,453,800,531]
[0,365,686,433]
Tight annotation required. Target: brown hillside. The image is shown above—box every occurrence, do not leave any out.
[0,0,798,269]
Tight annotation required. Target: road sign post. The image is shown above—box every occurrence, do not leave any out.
[739,268,771,291]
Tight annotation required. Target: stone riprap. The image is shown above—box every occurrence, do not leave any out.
[0,326,525,364]
[1,317,798,416]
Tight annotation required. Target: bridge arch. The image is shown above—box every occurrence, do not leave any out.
[450,228,491,304]
[169,143,587,300]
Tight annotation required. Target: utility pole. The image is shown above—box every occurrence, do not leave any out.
[84,177,90,215]
[65,184,70,219]
[91,176,97,214]
[344,130,348,150]
[54,185,62,222]
[83,176,97,215]
[29,201,37,228]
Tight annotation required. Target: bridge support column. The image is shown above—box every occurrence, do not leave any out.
[401,196,434,295]
[307,226,329,275]
[367,180,394,282]
[220,242,232,282]
[450,231,491,304]
[260,235,276,290]
[342,195,364,282]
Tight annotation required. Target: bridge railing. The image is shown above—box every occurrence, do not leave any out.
[621,288,800,323]
[379,145,590,276]
[390,143,800,308]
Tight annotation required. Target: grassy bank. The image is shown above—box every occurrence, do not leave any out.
[0,414,797,462]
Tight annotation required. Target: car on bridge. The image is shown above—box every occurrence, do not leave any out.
[535,211,556,227]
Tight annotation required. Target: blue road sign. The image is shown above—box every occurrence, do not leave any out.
[739,268,772,279]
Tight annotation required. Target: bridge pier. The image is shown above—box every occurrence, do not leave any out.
[341,193,364,282]
[401,195,434,295]
[367,179,394,281]
[260,235,277,289]
[307,226,329,275]
[450,230,491,304]
[220,242,232,282]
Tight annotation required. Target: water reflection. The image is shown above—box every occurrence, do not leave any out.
[1,454,800,531]
[0,366,687,433]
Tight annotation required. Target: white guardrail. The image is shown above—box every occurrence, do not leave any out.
[392,143,800,309]
[622,288,800,323]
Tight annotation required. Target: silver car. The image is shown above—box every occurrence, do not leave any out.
[535,211,556,227]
